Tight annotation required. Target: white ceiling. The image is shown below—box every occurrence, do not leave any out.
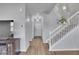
[26,3,79,18]
[54,3,79,18]
[26,3,56,15]
[0,3,79,19]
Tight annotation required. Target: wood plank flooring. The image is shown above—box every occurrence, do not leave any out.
[26,37,53,55]
[19,37,79,55]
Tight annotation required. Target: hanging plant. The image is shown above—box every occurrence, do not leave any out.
[57,16,67,25]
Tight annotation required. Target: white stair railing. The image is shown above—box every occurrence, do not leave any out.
[47,11,79,51]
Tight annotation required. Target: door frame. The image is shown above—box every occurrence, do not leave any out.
[32,13,43,38]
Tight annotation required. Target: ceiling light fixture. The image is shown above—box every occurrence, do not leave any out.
[62,6,67,10]
[19,8,23,12]
[26,18,30,22]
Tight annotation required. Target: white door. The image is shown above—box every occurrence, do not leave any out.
[34,19,42,36]
[32,13,43,38]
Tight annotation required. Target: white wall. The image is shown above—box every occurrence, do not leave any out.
[0,3,26,51]
[21,3,79,51]
[52,26,79,51]
[25,3,57,43]
[2,3,79,52]
[43,3,79,43]
[50,3,79,51]
[56,3,79,19]
[42,6,60,43]
[27,3,56,15]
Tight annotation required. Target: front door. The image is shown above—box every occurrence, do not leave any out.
[32,13,43,37]
[34,19,42,36]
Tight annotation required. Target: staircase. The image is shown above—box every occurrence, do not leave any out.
[19,11,79,55]
[26,36,54,55]
[20,11,79,55]
[47,11,79,51]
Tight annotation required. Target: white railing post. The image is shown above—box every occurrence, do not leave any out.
[47,11,79,51]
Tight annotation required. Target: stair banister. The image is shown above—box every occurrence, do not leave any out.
[46,11,79,50]
[67,11,79,23]
[48,11,79,40]
[51,14,79,51]
[50,11,79,36]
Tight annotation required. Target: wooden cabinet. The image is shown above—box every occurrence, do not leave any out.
[0,38,20,55]
[6,39,15,55]
[0,39,7,55]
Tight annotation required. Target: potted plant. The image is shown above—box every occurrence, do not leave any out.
[57,16,67,25]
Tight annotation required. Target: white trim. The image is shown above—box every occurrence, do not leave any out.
[50,49,79,51]
[20,42,30,52]
[50,25,62,35]
[26,42,30,51]
[43,39,48,43]
[48,10,79,40]
[32,13,43,37]
[68,11,79,22]
[47,11,79,51]
[51,26,79,50]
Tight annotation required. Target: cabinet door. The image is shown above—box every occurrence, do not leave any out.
[0,40,7,55]
[0,45,7,55]
[7,43,13,55]
[7,40,15,55]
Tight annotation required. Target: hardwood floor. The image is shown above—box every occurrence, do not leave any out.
[26,37,53,55]
[19,37,79,55]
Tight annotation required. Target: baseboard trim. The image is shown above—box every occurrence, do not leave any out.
[19,42,30,52]
[51,49,79,51]
[26,42,30,51]
[16,43,29,55]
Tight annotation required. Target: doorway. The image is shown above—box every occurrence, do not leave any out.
[32,13,43,38]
